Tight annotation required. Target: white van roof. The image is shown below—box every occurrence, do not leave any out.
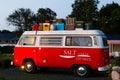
[22,29,105,36]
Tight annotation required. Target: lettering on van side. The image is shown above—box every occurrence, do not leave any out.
[77,53,92,61]
[59,50,92,61]
[59,50,76,59]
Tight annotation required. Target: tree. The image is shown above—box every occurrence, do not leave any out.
[68,0,99,22]
[99,2,120,34]
[110,7,120,34]
[7,8,36,32]
[7,8,57,32]
[36,8,57,22]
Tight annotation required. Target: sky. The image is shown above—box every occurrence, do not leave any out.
[0,0,120,31]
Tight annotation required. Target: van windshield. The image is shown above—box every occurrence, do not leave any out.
[18,36,36,45]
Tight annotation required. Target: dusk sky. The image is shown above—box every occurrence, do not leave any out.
[0,0,120,31]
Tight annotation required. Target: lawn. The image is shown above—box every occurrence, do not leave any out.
[0,54,12,60]
[0,54,12,80]
[0,53,12,69]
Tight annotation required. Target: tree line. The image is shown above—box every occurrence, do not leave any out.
[6,0,120,34]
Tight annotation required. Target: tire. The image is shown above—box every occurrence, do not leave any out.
[23,60,36,73]
[75,65,91,77]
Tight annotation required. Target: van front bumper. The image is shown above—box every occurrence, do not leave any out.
[98,64,111,71]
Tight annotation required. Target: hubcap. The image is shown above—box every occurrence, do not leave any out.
[27,64,32,69]
[77,66,87,76]
[25,62,33,72]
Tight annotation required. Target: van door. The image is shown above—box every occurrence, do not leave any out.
[39,36,64,68]
[14,36,38,66]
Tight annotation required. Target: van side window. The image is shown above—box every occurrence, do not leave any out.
[18,36,36,45]
[66,37,92,46]
[66,37,72,46]
[40,37,62,46]
[102,37,108,46]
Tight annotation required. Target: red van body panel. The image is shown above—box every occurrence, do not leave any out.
[14,46,109,70]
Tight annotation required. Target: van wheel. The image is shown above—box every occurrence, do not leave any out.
[75,65,90,77]
[23,60,36,73]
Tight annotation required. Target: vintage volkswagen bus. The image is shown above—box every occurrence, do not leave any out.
[13,29,110,77]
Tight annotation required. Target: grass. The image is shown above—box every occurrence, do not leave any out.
[0,76,5,80]
[0,54,12,60]
[0,53,12,69]
[0,53,12,80]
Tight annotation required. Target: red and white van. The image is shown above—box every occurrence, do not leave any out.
[13,29,110,77]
